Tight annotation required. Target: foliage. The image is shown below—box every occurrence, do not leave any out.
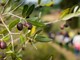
[0,0,54,60]
[0,0,80,60]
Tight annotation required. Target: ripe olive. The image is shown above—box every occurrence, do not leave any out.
[26,16,29,19]
[17,23,23,31]
[60,25,64,30]
[23,22,32,30]
[0,41,7,49]
[64,23,69,27]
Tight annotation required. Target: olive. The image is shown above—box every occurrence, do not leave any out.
[0,41,7,49]
[64,23,69,27]
[0,52,6,58]
[0,3,5,6]
[23,22,32,30]
[17,23,23,31]
[26,16,29,19]
[60,25,64,30]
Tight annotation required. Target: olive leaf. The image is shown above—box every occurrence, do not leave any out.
[60,8,70,19]
[2,34,10,41]
[6,50,14,54]
[26,4,35,18]
[27,19,45,27]
[38,0,41,4]
[35,35,52,42]
[22,4,28,17]
[20,35,25,44]
[61,13,75,20]
[0,20,20,34]
[8,19,20,30]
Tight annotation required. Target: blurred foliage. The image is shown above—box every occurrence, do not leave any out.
[22,43,66,60]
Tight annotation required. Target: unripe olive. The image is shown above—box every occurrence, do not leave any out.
[23,22,32,30]
[0,41,7,49]
[17,23,23,31]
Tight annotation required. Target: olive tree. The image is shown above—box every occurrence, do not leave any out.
[0,0,80,60]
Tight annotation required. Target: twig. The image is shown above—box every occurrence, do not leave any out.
[0,15,14,51]
[45,19,61,25]
[8,12,25,20]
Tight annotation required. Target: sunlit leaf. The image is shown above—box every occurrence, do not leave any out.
[20,35,25,44]
[44,2,53,7]
[6,50,14,54]
[2,34,10,41]
[30,26,36,36]
[60,8,70,18]
[61,13,75,20]
[0,29,8,34]
[9,19,20,30]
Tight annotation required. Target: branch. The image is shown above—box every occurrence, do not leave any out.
[0,15,14,51]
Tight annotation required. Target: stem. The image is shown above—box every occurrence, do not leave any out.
[45,19,61,25]
[8,12,25,20]
[0,15,14,51]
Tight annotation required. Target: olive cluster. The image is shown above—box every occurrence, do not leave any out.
[17,22,32,31]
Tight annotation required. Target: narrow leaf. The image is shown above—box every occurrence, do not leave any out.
[22,4,28,17]
[30,26,36,36]
[20,35,25,44]
[35,35,52,42]
[27,20,45,27]
[60,8,70,18]
[2,34,10,41]
[61,13,75,20]
[9,19,20,30]
[38,0,41,4]
[6,50,14,54]
[26,4,35,17]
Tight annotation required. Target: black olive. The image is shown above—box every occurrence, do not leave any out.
[17,23,23,31]
[23,22,32,30]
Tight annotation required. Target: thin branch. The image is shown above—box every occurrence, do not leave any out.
[0,15,14,51]
[45,19,61,25]
[8,12,25,20]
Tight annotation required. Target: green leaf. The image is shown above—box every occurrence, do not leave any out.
[0,29,8,34]
[27,20,45,27]
[35,35,52,42]
[9,19,20,30]
[22,4,28,17]
[17,58,22,60]
[60,8,70,19]
[2,0,12,13]
[6,50,14,54]
[20,35,25,44]
[61,13,75,20]
[2,34,10,41]
[38,0,41,4]
[26,4,35,17]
